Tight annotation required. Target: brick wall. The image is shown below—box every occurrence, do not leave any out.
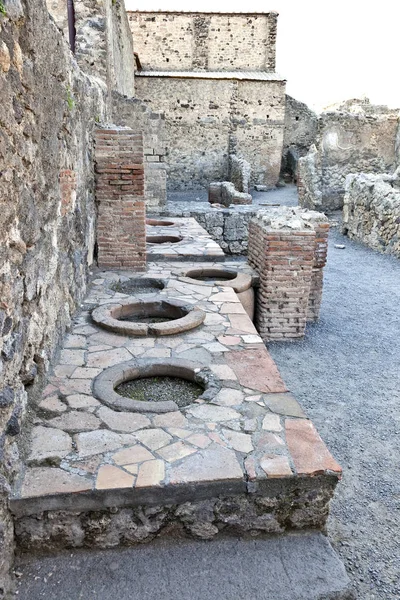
[308,222,329,322]
[248,208,329,341]
[94,128,146,270]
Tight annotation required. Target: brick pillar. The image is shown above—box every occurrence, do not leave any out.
[94,128,146,270]
[307,222,329,322]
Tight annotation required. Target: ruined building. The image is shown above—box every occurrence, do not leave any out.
[4,0,396,597]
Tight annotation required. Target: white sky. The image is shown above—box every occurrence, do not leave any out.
[125,0,399,112]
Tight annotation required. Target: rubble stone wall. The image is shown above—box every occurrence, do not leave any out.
[46,0,135,97]
[112,92,167,208]
[298,100,399,212]
[229,154,251,194]
[281,95,318,182]
[134,76,286,190]
[127,11,277,72]
[94,129,147,270]
[0,0,114,593]
[343,172,400,257]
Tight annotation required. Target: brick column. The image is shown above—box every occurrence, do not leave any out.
[94,128,146,270]
[249,210,323,341]
[307,222,329,322]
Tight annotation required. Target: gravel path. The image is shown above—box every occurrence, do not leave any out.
[268,224,400,600]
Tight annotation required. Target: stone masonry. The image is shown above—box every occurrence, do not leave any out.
[248,208,329,340]
[128,10,286,191]
[127,11,278,73]
[298,99,399,212]
[343,170,400,257]
[94,128,146,270]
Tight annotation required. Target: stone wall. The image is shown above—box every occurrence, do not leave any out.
[230,154,251,194]
[127,11,277,72]
[298,99,399,212]
[208,182,252,207]
[0,0,113,594]
[135,75,286,190]
[343,171,400,257]
[112,92,167,208]
[94,128,146,269]
[46,0,135,98]
[281,95,318,182]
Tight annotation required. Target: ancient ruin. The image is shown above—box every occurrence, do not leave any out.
[1,0,399,597]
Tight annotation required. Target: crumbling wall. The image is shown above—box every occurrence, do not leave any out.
[281,95,318,182]
[46,0,135,97]
[230,154,251,194]
[298,100,399,212]
[134,75,285,190]
[208,182,252,206]
[111,92,167,208]
[343,171,400,257]
[127,11,277,72]
[0,0,108,594]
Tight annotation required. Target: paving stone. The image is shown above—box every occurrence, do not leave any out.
[227,314,258,334]
[87,345,113,353]
[38,396,67,414]
[213,388,244,407]
[59,349,85,366]
[256,432,285,450]
[96,465,134,490]
[64,335,87,348]
[73,324,98,335]
[203,342,229,353]
[186,433,211,449]
[219,303,247,314]
[244,456,258,481]
[54,365,76,378]
[243,418,258,432]
[263,393,306,418]
[98,407,151,433]
[135,428,172,450]
[285,419,342,476]
[245,395,262,403]
[153,411,188,428]
[71,367,102,379]
[136,460,165,487]
[66,394,101,409]
[166,428,192,439]
[21,467,92,498]
[175,348,212,365]
[75,430,136,458]
[169,444,243,484]
[89,332,129,348]
[217,335,241,346]
[157,441,197,463]
[113,445,155,465]
[260,454,293,478]
[47,412,101,433]
[124,464,138,475]
[28,426,72,465]
[203,313,226,325]
[226,348,287,394]
[142,348,172,358]
[64,379,93,395]
[242,335,262,344]
[221,429,253,453]
[262,414,283,432]
[209,291,239,302]
[188,404,241,422]
[209,365,237,380]
[86,348,132,369]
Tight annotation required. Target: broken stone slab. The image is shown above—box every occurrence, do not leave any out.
[27,426,72,466]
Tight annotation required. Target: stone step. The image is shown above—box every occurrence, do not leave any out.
[15,532,354,600]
